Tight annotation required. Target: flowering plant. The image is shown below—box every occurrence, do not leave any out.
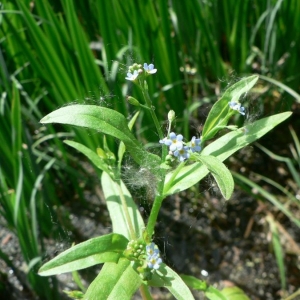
[38,63,291,299]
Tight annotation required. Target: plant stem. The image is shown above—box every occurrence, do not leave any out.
[141,82,164,140]
[140,80,170,240]
[163,161,186,194]
[139,284,153,300]
[116,181,136,240]
[145,194,164,242]
[283,289,300,300]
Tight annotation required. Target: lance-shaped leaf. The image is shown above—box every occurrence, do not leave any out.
[201,75,259,143]
[191,154,234,200]
[38,233,128,276]
[64,140,116,178]
[148,264,195,300]
[83,259,141,300]
[40,105,160,170]
[101,172,145,239]
[164,112,292,196]
[181,275,250,300]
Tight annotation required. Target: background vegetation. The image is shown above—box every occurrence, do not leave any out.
[0,0,299,299]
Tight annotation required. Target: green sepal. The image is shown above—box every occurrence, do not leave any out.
[38,233,128,276]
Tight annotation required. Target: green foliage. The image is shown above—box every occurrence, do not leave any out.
[201,75,259,143]
[164,111,292,196]
[181,274,250,300]
[37,73,291,299]
[40,105,160,171]
[191,154,234,200]
[101,172,145,240]
[39,233,128,276]
[1,0,299,299]
[83,259,141,300]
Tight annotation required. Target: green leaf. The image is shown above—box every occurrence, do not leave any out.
[164,112,292,195]
[83,258,141,300]
[179,275,251,300]
[180,274,207,291]
[101,172,145,239]
[201,75,259,143]
[191,154,234,200]
[38,233,128,276]
[220,287,250,300]
[64,140,115,178]
[40,105,160,171]
[205,286,227,300]
[149,264,195,300]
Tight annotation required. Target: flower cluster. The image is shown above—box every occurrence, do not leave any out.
[125,63,157,81]
[159,132,201,162]
[145,242,162,270]
[123,240,162,271]
[229,101,245,115]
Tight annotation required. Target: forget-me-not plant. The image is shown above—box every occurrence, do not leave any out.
[38,60,291,300]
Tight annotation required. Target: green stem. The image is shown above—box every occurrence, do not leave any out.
[145,194,165,242]
[163,161,186,194]
[139,284,153,300]
[141,87,163,138]
[139,79,171,240]
[116,181,136,240]
[283,289,300,300]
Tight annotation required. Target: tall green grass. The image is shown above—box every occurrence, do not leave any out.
[1,0,299,298]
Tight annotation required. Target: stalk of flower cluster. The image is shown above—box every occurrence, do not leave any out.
[141,82,165,144]
[140,82,170,241]
[146,162,188,239]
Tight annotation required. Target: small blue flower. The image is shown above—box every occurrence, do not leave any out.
[147,253,162,270]
[229,101,245,115]
[174,146,190,162]
[143,63,157,74]
[146,243,162,270]
[125,70,139,81]
[146,242,159,256]
[159,132,183,152]
[190,136,201,152]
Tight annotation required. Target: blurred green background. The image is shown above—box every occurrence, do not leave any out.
[0,0,299,299]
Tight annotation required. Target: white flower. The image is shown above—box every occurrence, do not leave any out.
[143,63,157,74]
[125,70,139,81]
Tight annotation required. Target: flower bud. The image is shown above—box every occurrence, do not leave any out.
[127,96,140,107]
[168,110,175,122]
